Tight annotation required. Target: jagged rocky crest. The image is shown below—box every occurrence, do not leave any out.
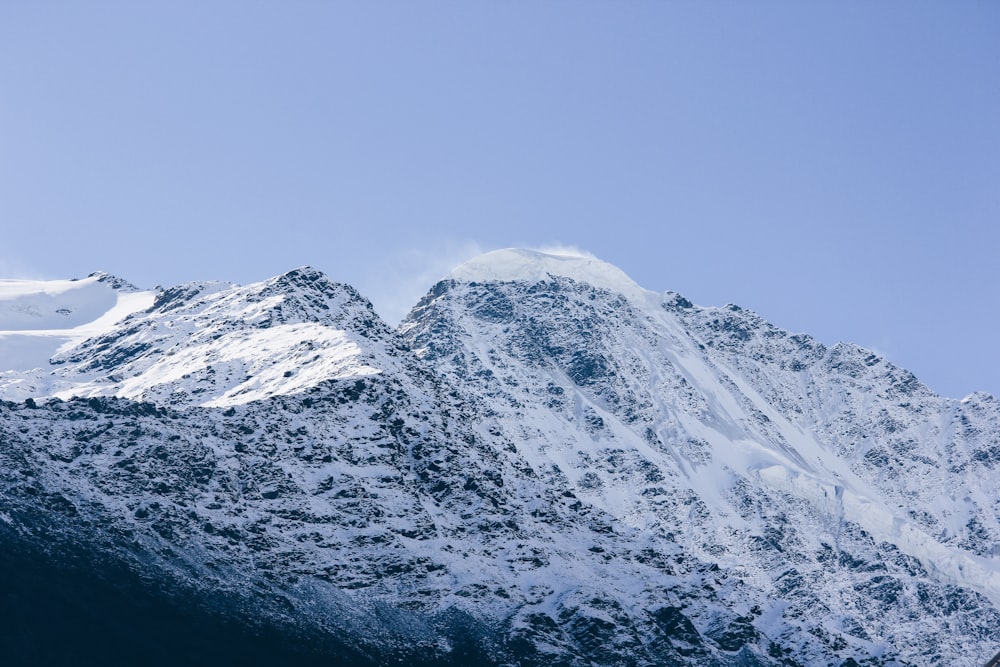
[1,250,997,666]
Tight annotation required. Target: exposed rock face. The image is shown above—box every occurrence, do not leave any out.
[1,250,997,665]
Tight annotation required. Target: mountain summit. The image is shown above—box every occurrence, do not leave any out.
[1,250,998,666]
[449,248,649,299]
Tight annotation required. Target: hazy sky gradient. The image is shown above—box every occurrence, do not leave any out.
[1,2,997,398]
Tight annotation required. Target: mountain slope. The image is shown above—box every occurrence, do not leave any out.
[1,250,997,666]
[400,248,1000,664]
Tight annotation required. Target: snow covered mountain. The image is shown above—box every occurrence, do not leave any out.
[1,250,997,666]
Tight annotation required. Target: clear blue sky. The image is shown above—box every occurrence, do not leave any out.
[1,2,997,399]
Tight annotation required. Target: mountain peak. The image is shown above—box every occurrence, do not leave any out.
[449,248,651,302]
[86,271,141,293]
[269,265,329,287]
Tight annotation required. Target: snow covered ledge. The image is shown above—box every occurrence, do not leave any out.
[757,464,1000,608]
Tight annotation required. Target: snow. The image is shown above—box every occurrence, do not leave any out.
[0,270,392,408]
[0,276,155,372]
[92,323,382,408]
[449,248,653,303]
[0,276,116,330]
[758,463,1000,606]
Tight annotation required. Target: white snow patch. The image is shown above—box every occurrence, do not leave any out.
[449,248,653,303]
[530,244,597,259]
[758,464,1000,607]
[0,277,155,372]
